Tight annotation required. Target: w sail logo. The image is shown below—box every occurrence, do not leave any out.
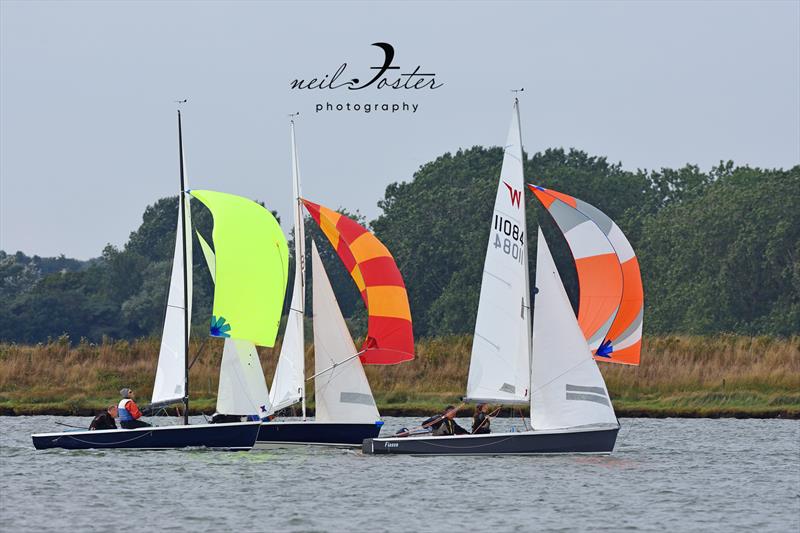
[503,181,522,208]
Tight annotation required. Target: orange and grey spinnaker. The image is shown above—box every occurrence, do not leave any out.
[302,199,415,365]
[528,185,643,365]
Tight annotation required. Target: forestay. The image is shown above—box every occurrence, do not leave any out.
[466,99,531,404]
[530,229,618,430]
[311,242,380,423]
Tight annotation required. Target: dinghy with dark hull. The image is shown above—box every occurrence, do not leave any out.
[31,110,290,451]
[32,421,261,451]
[365,98,641,456]
[255,421,383,449]
[364,425,619,456]
[246,120,414,448]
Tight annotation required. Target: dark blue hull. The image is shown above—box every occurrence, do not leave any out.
[31,421,261,451]
[363,425,619,455]
[256,420,383,448]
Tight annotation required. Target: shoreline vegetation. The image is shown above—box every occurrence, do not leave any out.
[1,334,797,419]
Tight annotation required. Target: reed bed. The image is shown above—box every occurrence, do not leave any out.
[1,334,797,417]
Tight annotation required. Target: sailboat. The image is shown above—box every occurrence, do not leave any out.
[364,98,641,455]
[255,120,415,448]
[31,111,288,451]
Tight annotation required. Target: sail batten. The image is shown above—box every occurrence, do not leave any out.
[466,99,531,403]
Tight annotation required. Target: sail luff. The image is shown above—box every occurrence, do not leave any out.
[466,99,531,404]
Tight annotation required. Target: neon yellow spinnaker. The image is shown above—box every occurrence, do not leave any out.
[190,190,289,347]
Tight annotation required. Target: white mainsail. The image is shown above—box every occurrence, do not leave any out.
[268,120,306,416]
[196,231,271,417]
[466,99,532,404]
[530,229,618,430]
[152,165,193,405]
[311,242,379,423]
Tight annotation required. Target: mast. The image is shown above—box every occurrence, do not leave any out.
[177,109,190,425]
[514,94,534,403]
[290,116,307,420]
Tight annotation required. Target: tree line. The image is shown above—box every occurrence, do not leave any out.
[1,147,797,344]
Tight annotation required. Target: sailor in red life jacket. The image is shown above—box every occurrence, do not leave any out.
[118,388,151,429]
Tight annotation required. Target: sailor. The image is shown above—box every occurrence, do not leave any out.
[89,404,118,431]
[431,405,469,436]
[118,388,151,429]
[472,403,491,434]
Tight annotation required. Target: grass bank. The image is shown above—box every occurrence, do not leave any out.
[0,334,797,418]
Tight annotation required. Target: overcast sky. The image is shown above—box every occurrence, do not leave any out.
[2,0,798,259]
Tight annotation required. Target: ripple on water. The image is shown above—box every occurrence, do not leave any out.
[1,416,798,532]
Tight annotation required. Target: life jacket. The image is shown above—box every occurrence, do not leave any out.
[118,398,136,422]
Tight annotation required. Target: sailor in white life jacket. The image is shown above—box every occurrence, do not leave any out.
[118,388,151,429]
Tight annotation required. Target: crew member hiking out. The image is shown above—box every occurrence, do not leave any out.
[118,388,151,429]
[89,404,118,431]
[431,405,469,436]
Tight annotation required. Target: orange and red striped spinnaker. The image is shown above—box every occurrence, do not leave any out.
[302,199,414,365]
[528,185,643,366]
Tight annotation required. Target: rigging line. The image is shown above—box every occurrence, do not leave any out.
[54,421,88,429]
[615,417,637,449]
[307,350,366,381]
[517,406,530,432]
[187,336,210,370]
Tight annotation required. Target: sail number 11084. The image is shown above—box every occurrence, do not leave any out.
[493,214,525,263]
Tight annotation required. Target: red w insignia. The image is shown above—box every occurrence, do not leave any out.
[503,181,522,208]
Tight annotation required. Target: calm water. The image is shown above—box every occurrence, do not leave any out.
[1,416,798,532]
